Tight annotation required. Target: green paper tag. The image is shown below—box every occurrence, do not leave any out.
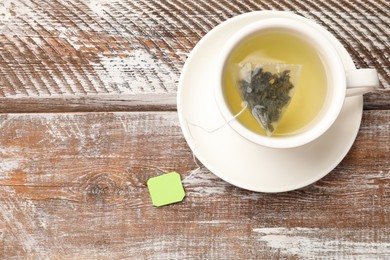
[147,172,185,207]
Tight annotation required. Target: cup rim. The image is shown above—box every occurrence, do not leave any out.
[215,18,346,149]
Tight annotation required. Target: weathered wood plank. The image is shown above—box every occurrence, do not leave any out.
[0,110,389,258]
[364,90,390,110]
[0,93,177,113]
[0,0,389,111]
[0,91,388,113]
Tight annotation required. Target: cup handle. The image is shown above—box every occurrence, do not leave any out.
[346,68,379,97]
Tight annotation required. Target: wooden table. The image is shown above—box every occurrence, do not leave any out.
[1,0,389,258]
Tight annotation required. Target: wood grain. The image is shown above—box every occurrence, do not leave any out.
[0,94,177,113]
[0,0,389,112]
[0,110,389,258]
[0,0,389,258]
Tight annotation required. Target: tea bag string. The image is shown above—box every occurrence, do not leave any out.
[187,101,248,133]
[183,102,248,182]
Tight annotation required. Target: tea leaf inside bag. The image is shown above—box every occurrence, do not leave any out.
[235,63,302,136]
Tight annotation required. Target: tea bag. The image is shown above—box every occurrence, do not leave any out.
[233,62,302,136]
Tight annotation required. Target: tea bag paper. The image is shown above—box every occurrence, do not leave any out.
[233,62,302,136]
[147,172,185,207]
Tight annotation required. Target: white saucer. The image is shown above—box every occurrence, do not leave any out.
[177,11,363,192]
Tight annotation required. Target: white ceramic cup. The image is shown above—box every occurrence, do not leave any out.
[215,17,379,149]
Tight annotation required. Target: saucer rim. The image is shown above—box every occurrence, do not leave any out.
[177,11,363,192]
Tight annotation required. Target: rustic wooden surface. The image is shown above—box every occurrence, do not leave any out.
[0,0,389,259]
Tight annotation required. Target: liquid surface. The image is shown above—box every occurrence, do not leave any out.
[224,32,328,136]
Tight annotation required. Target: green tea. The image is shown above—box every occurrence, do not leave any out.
[224,32,328,136]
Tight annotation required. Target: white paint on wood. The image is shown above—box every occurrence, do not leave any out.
[0,0,183,97]
[183,170,228,196]
[0,187,42,256]
[0,159,20,173]
[97,49,178,93]
[0,146,23,180]
[88,0,118,16]
[0,0,11,20]
[253,227,390,257]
